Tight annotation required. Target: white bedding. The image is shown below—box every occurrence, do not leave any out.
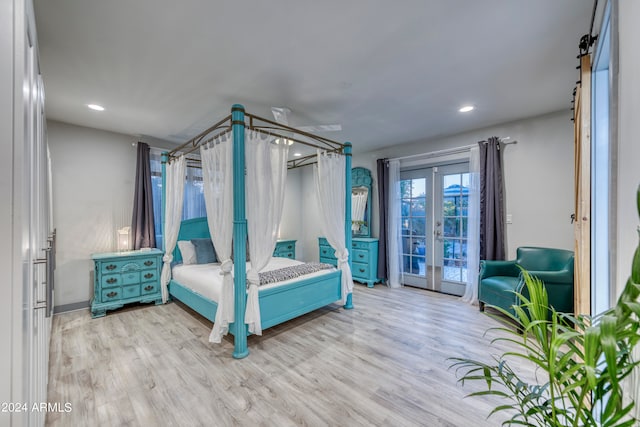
[171,257,336,303]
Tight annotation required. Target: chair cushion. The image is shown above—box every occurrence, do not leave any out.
[481,276,521,293]
[479,276,521,314]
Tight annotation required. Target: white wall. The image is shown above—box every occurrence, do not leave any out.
[48,120,174,307]
[280,167,305,258]
[299,166,324,262]
[615,1,640,296]
[274,165,323,263]
[297,111,575,261]
[613,2,640,418]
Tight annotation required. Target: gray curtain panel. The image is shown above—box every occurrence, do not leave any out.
[376,159,389,280]
[479,137,505,260]
[131,142,156,249]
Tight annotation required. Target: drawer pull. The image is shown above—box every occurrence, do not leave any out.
[358,254,364,258]
[359,268,365,273]
[144,285,154,291]
[287,254,293,258]
[353,243,357,247]
[144,273,154,279]
[106,291,118,298]
[106,278,117,284]
[287,245,292,249]
[106,264,117,271]
[144,260,153,266]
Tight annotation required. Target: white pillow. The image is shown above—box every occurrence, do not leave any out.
[177,240,197,265]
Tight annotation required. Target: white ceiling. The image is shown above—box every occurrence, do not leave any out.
[34,0,592,153]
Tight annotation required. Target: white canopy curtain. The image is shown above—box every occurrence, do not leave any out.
[244,130,289,335]
[160,156,186,303]
[200,133,234,343]
[461,146,480,304]
[314,150,353,303]
[387,159,403,288]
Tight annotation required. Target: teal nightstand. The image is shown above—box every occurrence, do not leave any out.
[274,239,296,259]
[319,237,382,287]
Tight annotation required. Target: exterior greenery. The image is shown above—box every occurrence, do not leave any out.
[450,187,640,426]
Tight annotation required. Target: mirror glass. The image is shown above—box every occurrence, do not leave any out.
[352,186,369,234]
[351,167,372,237]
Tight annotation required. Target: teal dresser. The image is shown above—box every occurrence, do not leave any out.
[91,249,163,318]
[319,237,382,287]
[274,239,296,259]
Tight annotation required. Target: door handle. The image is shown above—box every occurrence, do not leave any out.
[33,247,53,318]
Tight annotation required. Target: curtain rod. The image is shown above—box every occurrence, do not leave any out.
[389,138,517,162]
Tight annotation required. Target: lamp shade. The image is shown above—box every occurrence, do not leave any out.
[117,227,131,251]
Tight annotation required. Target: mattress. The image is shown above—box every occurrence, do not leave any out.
[171,257,336,303]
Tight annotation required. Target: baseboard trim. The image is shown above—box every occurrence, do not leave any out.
[54,300,90,314]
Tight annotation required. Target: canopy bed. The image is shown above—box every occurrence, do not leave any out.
[161,104,353,359]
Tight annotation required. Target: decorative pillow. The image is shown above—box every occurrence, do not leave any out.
[191,238,217,264]
[177,240,197,265]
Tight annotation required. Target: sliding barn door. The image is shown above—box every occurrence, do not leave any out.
[574,54,591,316]
[1,2,55,425]
[26,17,55,427]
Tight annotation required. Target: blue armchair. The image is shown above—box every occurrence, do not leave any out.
[478,247,575,316]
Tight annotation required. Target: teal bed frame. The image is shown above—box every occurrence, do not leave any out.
[162,104,352,359]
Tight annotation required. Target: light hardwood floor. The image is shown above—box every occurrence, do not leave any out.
[46,285,534,427]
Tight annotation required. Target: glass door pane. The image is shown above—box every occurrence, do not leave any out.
[400,170,431,288]
[435,164,469,296]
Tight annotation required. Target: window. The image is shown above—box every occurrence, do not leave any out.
[591,1,616,314]
[150,150,206,249]
[442,173,470,283]
[401,177,427,276]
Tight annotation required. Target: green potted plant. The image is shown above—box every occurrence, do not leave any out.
[450,188,640,426]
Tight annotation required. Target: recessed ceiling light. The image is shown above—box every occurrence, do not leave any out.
[293,152,302,157]
[87,104,105,111]
[459,105,474,113]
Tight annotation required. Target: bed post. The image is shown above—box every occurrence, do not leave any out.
[161,152,168,252]
[344,142,354,309]
[231,104,249,359]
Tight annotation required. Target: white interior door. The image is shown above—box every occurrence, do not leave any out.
[400,162,469,295]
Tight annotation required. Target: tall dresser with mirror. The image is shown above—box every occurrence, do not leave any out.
[319,167,383,287]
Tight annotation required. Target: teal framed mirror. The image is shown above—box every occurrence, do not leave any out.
[352,167,372,237]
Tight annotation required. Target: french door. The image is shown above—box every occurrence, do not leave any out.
[400,163,469,295]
